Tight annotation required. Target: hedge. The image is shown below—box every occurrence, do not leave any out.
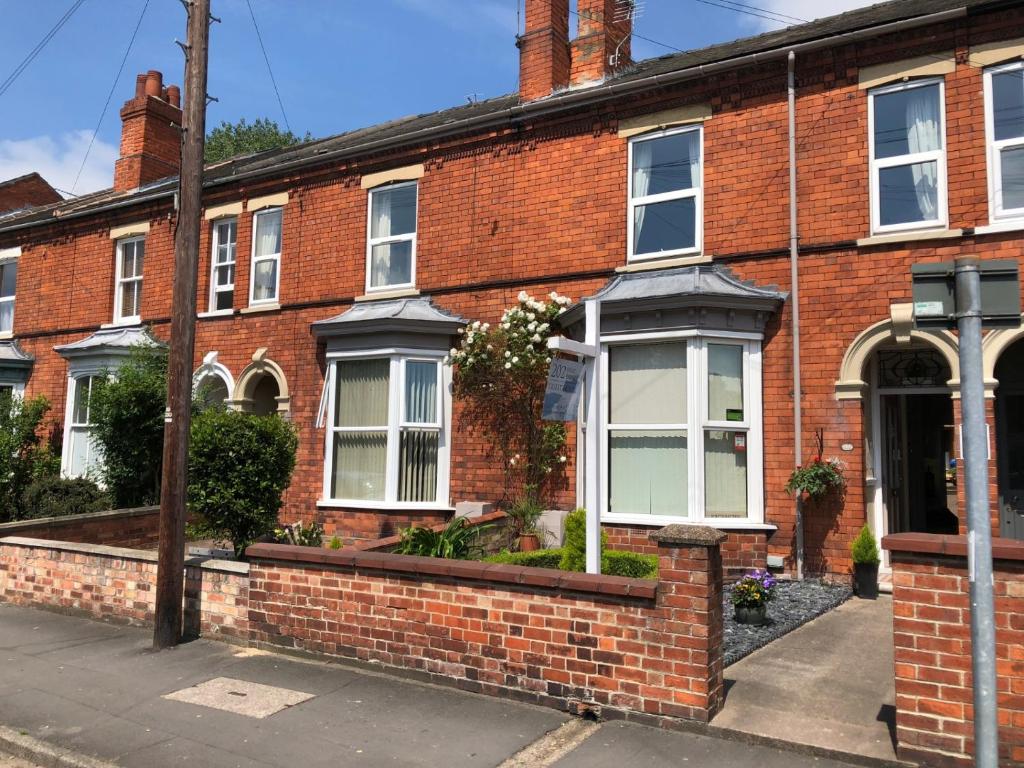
[484,547,657,579]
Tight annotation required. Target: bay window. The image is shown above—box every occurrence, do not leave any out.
[0,257,15,334]
[250,208,282,305]
[628,126,702,261]
[985,61,1024,221]
[324,353,447,506]
[366,181,417,292]
[114,236,144,324]
[65,374,102,479]
[602,335,762,525]
[209,217,237,312]
[869,79,947,233]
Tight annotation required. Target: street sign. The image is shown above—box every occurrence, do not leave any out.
[912,260,1021,329]
[542,357,584,421]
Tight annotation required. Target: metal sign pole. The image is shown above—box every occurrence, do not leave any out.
[583,299,602,575]
[953,255,999,768]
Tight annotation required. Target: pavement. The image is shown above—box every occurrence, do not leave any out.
[0,603,869,768]
[714,596,899,764]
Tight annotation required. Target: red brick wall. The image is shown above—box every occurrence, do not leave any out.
[884,533,1024,767]
[246,526,726,724]
[0,507,161,549]
[0,173,61,213]
[605,524,768,575]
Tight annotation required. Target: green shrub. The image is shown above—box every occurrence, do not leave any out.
[89,341,167,508]
[20,476,110,520]
[328,536,343,550]
[850,524,880,565]
[273,520,324,547]
[485,548,564,569]
[395,516,490,559]
[188,409,298,557]
[0,393,59,522]
[559,508,608,572]
[603,550,658,579]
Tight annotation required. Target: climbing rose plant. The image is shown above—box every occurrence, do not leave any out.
[447,290,572,506]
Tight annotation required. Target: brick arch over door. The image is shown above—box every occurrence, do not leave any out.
[233,349,290,416]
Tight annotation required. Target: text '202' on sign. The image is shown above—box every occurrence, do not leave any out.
[542,357,584,421]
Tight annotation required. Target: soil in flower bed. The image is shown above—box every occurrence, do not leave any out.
[724,578,851,667]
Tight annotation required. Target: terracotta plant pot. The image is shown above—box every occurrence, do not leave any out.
[854,562,879,599]
[519,533,540,552]
[734,603,768,626]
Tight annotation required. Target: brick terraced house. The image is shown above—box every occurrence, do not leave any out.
[1,0,1023,579]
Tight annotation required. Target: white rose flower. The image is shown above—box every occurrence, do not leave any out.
[505,362,512,369]
[532,334,542,343]
[518,290,529,302]
[512,356,519,363]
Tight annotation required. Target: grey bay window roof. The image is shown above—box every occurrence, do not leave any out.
[54,326,166,360]
[558,264,787,337]
[0,340,34,383]
[312,297,465,353]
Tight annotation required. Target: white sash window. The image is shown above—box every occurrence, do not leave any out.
[209,217,237,312]
[250,208,282,305]
[366,181,418,292]
[985,61,1024,222]
[114,236,145,324]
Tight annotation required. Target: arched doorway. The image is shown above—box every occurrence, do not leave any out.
[233,348,290,417]
[248,374,280,416]
[995,338,1024,540]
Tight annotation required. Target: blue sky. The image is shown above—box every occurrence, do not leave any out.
[0,0,872,195]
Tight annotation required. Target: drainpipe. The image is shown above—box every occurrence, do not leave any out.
[788,50,805,581]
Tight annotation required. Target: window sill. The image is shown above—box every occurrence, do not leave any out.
[317,499,455,512]
[617,253,711,273]
[974,220,1024,236]
[601,514,775,531]
[198,309,235,319]
[0,331,12,340]
[240,303,281,315]
[856,228,962,247]
[356,287,420,302]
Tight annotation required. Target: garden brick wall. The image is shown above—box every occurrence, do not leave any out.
[246,524,726,724]
[0,537,249,644]
[0,507,161,549]
[605,525,768,576]
[884,533,1024,768]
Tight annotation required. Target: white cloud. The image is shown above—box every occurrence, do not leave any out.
[741,0,878,33]
[0,131,118,197]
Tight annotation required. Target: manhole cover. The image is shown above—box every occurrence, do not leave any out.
[163,677,315,719]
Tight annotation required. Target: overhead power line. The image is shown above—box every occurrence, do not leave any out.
[245,0,292,133]
[72,0,151,195]
[0,0,88,100]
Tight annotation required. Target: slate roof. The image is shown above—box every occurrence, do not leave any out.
[0,0,1008,234]
[0,340,34,369]
[54,326,166,358]
[312,297,466,337]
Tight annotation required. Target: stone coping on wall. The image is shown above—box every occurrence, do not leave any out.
[245,542,657,600]
[0,536,249,575]
[0,505,160,533]
[352,510,509,552]
[882,532,1024,562]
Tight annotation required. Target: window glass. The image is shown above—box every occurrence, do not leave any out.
[873,84,942,158]
[708,344,744,421]
[67,376,102,479]
[252,260,278,302]
[609,342,686,424]
[704,430,747,517]
[633,198,697,255]
[992,69,1024,142]
[370,241,413,288]
[404,361,437,424]
[73,376,93,425]
[1001,146,1024,210]
[335,359,389,427]
[254,210,282,257]
[333,432,387,501]
[0,261,16,297]
[212,219,236,311]
[371,184,417,238]
[878,162,940,226]
[632,131,700,197]
[609,430,688,516]
[398,429,439,502]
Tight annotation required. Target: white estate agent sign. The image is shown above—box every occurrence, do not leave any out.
[542,357,584,421]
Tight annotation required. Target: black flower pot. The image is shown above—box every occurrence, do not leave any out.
[854,562,879,599]
[734,603,768,625]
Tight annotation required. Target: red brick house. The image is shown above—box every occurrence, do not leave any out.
[0,173,60,215]
[1,0,1023,578]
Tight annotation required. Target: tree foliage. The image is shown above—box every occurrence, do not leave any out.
[90,341,168,509]
[205,118,311,164]
[188,409,298,557]
[0,393,59,522]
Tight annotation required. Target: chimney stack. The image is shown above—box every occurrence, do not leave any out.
[113,70,183,192]
[571,0,632,87]
[517,0,570,101]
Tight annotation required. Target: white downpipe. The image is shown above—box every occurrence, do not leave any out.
[788,50,805,581]
[584,299,602,574]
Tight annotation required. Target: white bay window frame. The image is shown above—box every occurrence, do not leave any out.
[61,372,103,480]
[365,181,418,293]
[598,330,764,528]
[627,125,704,262]
[319,348,451,510]
[868,78,948,235]
[114,236,145,325]
[249,207,282,306]
[984,60,1024,223]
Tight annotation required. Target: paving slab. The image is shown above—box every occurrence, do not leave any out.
[713,596,898,763]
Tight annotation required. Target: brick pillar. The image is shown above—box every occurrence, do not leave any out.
[517,0,570,101]
[113,71,183,192]
[649,524,726,723]
[570,0,632,87]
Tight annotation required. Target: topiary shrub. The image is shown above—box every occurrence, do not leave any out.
[188,409,298,557]
[20,476,111,520]
[850,524,880,565]
[559,508,608,572]
[603,550,658,579]
[485,548,565,569]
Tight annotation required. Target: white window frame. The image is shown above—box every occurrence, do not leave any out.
[248,207,282,306]
[365,181,418,293]
[984,60,1024,223]
[0,253,17,337]
[868,78,948,235]
[208,216,237,314]
[0,381,24,399]
[599,329,764,528]
[319,348,451,510]
[113,236,145,325]
[61,373,102,480]
[627,125,704,263]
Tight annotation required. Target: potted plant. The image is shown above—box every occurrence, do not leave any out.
[508,496,544,552]
[850,524,880,599]
[731,570,777,625]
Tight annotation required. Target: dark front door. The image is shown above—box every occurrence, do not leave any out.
[995,339,1024,541]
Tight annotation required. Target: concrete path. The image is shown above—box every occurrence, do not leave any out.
[714,596,898,764]
[0,603,866,768]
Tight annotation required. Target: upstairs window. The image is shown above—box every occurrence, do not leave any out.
[0,257,16,334]
[209,217,237,312]
[114,236,145,324]
[250,208,282,305]
[985,61,1024,221]
[869,79,947,233]
[628,126,703,261]
[366,181,417,292]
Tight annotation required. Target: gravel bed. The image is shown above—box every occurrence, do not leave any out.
[723,578,852,667]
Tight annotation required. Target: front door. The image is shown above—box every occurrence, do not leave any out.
[997,389,1024,540]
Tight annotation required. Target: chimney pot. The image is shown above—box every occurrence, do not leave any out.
[135,73,147,99]
[166,85,181,108]
[144,70,163,98]
[114,69,183,191]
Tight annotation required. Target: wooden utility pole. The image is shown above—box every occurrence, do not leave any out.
[154,0,211,649]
